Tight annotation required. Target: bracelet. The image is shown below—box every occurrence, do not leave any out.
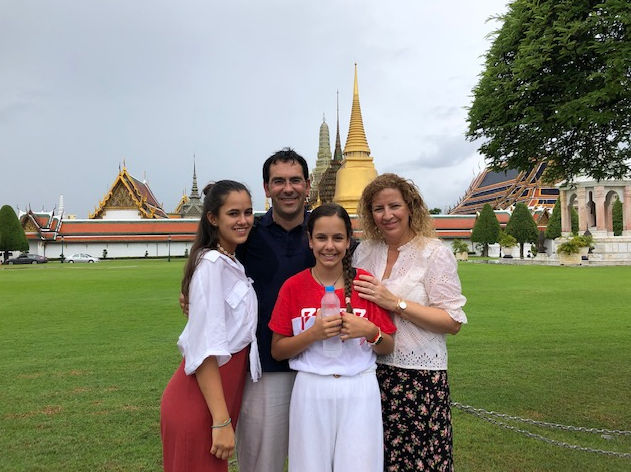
[211,417,232,429]
[367,327,383,345]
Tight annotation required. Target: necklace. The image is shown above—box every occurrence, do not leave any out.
[311,268,342,287]
[216,243,236,261]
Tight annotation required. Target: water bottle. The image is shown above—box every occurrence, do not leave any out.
[321,285,342,356]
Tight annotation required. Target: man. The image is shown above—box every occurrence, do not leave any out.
[235,148,314,472]
[182,147,313,471]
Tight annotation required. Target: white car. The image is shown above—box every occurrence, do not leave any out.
[66,253,100,263]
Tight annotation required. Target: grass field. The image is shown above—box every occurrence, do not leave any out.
[1,260,630,471]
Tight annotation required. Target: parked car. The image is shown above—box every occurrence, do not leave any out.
[5,253,48,265]
[66,253,100,263]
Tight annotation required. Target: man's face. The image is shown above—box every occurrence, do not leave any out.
[264,160,310,222]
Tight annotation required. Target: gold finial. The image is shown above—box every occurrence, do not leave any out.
[343,63,370,156]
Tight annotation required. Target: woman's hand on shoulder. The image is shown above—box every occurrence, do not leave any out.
[353,274,397,312]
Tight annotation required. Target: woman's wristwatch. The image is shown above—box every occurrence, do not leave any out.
[396,299,407,315]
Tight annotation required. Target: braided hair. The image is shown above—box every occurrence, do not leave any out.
[307,203,356,312]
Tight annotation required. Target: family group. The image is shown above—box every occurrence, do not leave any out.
[160,148,467,472]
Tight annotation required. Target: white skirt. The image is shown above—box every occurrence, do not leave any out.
[288,368,383,472]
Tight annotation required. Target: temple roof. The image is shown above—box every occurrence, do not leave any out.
[90,167,168,219]
[449,163,559,215]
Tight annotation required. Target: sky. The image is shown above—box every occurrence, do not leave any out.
[1,0,510,217]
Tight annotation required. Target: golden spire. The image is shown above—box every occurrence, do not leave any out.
[343,63,370,156]
[333,64,377,214]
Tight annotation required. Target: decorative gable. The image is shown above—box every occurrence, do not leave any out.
[90,167,167,219]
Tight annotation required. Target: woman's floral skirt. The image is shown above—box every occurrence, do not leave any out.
[377,364,453,472]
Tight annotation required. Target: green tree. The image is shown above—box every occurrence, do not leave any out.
[0,205,29,262]
[471,203,501,257]
[571,207,579,234]
[545,199,579,238]
[612,198,623,236]
[467,0,631,183]
[545,200,562,239]
[429,208,441,215]
[506,203,538,258]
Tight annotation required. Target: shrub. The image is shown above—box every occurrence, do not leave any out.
[452,239,469,255]
[557,240,580,255]
[572,234,593,248]
[498,230,517,248]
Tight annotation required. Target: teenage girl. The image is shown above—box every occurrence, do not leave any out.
[268,203,396,472]
[161,180,261,472]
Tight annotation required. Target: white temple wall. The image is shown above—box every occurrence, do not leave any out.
[28,241,192,259]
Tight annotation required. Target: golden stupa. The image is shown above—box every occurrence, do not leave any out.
[333,64,378,214]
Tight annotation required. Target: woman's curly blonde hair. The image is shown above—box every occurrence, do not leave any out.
[357,173,435,242]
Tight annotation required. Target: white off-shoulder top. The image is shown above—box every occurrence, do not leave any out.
[353,237,467,370]
[177,250,261,381]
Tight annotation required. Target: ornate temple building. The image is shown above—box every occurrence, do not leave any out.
[449,163,560,215]
[89,166,168,219]
[19,165,207,259]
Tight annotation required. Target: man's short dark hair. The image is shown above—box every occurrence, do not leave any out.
[262,147,309,183]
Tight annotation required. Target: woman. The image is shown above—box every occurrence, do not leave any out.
[352,173,467,471]
[269,203,396,472]
[161,180,261,472]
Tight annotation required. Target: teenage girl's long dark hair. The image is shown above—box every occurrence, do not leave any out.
[307,203,356,312]
[181,180,250,299]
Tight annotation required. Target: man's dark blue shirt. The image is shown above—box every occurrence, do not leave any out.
[236,209,314,372]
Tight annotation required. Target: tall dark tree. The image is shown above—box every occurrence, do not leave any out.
[545,200,562,239]
[546,199,580,238]
[467,0,631,183]
[571,207,579,234]
[0,205,29,262]
[612,198,623,236]
[471,203,501,257]
[506,202,538,258]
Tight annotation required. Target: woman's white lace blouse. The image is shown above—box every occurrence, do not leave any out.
[353,237,467,370]
[177,250,261,381]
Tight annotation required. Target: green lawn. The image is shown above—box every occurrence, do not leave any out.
[0,260,629,471]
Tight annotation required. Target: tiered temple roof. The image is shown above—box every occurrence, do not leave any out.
[449,163,559,215]
[90,166,168,219]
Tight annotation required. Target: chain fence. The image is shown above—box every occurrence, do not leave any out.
[451,401,631,459]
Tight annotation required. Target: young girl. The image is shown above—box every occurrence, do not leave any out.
[268,203,396,472]
[161,180,261,472]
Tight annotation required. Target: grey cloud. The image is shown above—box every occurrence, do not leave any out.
[393,135,478,170]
